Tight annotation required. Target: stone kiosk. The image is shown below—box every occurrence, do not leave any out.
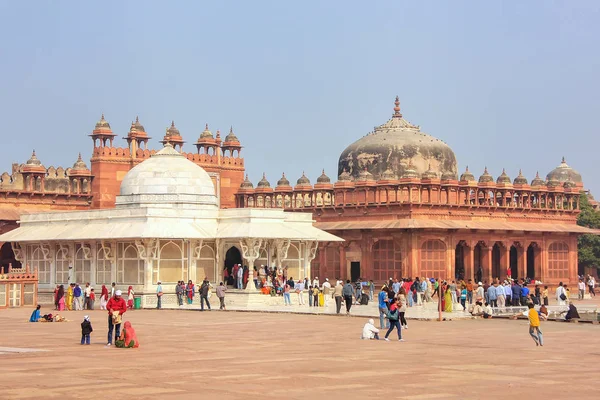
[0,144,341,307]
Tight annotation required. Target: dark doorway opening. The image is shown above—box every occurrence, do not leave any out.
[350,262,361,282]
[527,244,536,280]
[474,243,483,283]
[225,247,242,286]
[492,243,501,281]
[455,244,465,280]
[0,242,22,271]
[509,245,518,279]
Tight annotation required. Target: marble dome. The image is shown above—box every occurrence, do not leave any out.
[338,97,458,180]
[116,143,218,209]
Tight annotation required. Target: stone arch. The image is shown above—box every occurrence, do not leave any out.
[158,241,184,283]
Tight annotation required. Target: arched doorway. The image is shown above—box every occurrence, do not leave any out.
[225,247,242,286]
[492,243,501,281]
[474,242,484,283]
[526,244,536,280]
[509,245,518,279]
[0,242,22,271]
[455,243,465,280]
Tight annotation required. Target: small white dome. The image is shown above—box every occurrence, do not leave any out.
[116,144,218,209]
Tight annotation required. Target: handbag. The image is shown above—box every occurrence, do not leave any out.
[157,292,163,297]
[559,293,566,301]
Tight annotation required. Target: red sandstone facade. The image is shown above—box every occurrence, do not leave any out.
[234,99,594,286]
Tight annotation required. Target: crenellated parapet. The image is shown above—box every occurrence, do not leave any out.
[235,167,584,217]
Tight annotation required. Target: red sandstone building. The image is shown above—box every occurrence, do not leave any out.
[235,98,597,286]
[0,98,596,287]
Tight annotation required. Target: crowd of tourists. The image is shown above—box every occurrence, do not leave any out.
[52,282,137,312]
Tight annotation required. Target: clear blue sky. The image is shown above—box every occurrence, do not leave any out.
[0,1,598,193]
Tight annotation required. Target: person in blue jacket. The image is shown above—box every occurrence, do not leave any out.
[29,305,41,322]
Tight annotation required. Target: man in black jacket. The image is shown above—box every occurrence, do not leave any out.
[200,279,211,311]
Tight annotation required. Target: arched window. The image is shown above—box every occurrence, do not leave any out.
[197,245,215,283]
[96,245,112,285]
[27,246,51,284]
[55,246,70,284]
[373,240,402,281]
[158,241,185,283]
[283,243,301,279]
[548,242,569,279]
[117,243,143,284]
[74,245,92,284]
[420,240,446,278]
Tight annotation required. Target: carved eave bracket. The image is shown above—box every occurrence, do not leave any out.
[191,239,204,260]
[100,240,116,262]
[10,242,23,262]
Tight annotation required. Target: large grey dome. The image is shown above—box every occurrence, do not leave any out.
[546,157,582,184]
[338,97,457,180]
[116,144,217,209]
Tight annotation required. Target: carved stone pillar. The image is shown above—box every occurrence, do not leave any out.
[240,238,262,292]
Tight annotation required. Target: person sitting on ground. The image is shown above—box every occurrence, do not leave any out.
[29,305,41,322]
[361,318,380,340]
[539,304,549,321]
[482,302,493,319]
[564,302,580,321]
[469,301,484,316]
[115,321,139,348]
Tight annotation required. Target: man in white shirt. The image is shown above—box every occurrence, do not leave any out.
[321,278,331,307]
[312,276,320,289]
[361,318,380,340]
[237,265,244,289]
[578,279,586,300]
[556,282,566,306]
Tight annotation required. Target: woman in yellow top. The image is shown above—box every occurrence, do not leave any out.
[66,284,74,311]
[312,286,319,307]
[542,286,549,306]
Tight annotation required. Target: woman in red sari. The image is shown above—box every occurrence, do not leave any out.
[127,286,134,309]
[186,280,194,304]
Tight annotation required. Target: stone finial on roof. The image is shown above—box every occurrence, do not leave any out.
[338,169,352,182]
[72,153,88,170]
[531,171,545,187]
[422,163,438,179]
[95,113,111,129]
[317,169,331,184]
[240,174,254,189]
[460,165,475,182]
[225,126,239,142]
[496,168,511,184]
[26,150,42,166]
[277,173,290,187]
[478,167,493,183]
[296,172,310,185]
[393,95,402,118]
[200,123,214,139]
[513,169,528,185]
[257,173,271,188]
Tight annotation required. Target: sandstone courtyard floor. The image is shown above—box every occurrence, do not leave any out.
[1,308,599,399]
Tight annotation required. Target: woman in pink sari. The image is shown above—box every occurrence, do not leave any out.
[57,285,66,311]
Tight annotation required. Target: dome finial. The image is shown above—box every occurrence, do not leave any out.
[393,96,402,117]
[171,120,175,128]
[135,116,139,123]
[562,156,566,164]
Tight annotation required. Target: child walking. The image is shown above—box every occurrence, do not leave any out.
[523,303,543,346]
[81,315,93,345]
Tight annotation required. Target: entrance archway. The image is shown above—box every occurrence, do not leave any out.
[526,244,536,280]
[225,247,242,286]
[492,243,501,281]
[509,245,518,279]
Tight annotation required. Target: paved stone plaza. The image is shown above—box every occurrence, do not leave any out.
[1,308,600,399]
